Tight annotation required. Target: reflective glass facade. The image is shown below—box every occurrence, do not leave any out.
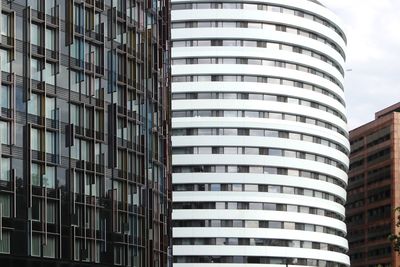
[0,0,171,266]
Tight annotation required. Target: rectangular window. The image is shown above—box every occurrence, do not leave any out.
[95,242,101,263]
[31,24,41,46]
[31,163,41,186]
[45,0,56,16]
[85,174,93,196]
[71,138,80,160]
[43,166,56,189]
[70,71,80,92]
[46,131,56,154]
[114,246,123,265]
[95,209,101,230]
[31,234,41,256]
[74,171,82,194]
[0,49,10,72]
[45,28,55,50]
[93,45,101,66]
[28,93,41,116]
[74,4,83,27]
[74,238,80,260]
[114,181,123,202]
[0,194,10,217]
[116,23,126,44]
[44,63,55,85]
[0,231,10,254]
[43,236,56,258]
[0,85,10,109]
[32,198,41,221]
[1,13,10,36]
[46,201,56,224]
[94,12,101,33]
[70,104,80,126]
[0,157,10,181]
[45,97,56,120]
[31,0,41,11]
[0,121,9,145]
[95,143,101,165]
[31,128,41,151]
[80,139,87,161]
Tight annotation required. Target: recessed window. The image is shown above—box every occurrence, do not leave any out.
[31,163,41,186]
[0,157,10,181]
[45,97,56,119]
[114,246,124,265]
[31,24,41,46]
[45,131,56,155]
[31,58,42,81]
[45,0,56,16]
[0,194,11,217]
[45,28,55,50]
[0,121,9,145]
[1,13,10,36]
[31,128,41,151]
[28,93,41,116]
[46,202,56,224]
[0,85,10,110]
[43,236,56,258]
[44,63,55,85]
[31,234,41,256]
[32,198,41,221]
[0,231,10,254]
[43,166,56,189]
[0,49,10,72]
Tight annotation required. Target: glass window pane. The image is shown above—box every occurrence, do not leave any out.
[0,231,10,254]
[31,128,41,151]
[0,85,10,109]
[45,97,56,119]
[45,29,55,50]
[44,166,56,189]
[70,104,80,126]
[31,58,41,81]
[1,13,9,36]
[46,202,56,224]
[28,93,41,115]
[0,121,9,145]
[31,234,41,256]
[0,49,10,72]
[74,238,80,260]
[30,0,41,10]
[31,24,40,46]
[45,0,56,15]
[81,140,87,161]
[45,63,55,85]
[31,163,41,186]
[74,171,82,194]
[43,236,56,258]
[0,157,10,181]
[32,198,41,221]
[0,194,11,217]
[71,138,80,159]
[46,131,56,154]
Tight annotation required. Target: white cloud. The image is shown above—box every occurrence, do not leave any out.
[320,0,400,129]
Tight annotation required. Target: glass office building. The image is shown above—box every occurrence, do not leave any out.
[171,0,350,266]
[0,0,171,267]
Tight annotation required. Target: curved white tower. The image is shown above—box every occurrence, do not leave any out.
[171,0,349,266]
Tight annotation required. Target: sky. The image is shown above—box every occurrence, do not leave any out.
[320,0,400,130]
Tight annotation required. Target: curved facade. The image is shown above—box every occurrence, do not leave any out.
[171,0,349,266]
